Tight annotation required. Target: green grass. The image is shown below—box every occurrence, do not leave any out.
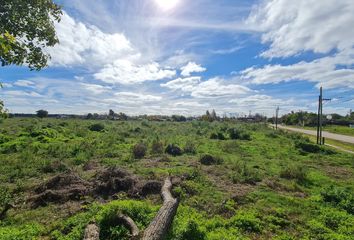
[0,118,353,239]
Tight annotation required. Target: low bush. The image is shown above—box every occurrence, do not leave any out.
[151,139,164,155]
[200,154,223,165]
[183,141,197,155]
[280,165,308,183]
[132,143,147,159]
[88,123,105,132]
[229,211,262,233]
[321,186,354,214]
[296,141,321,153]
[228,128,251,140]
[230,162,262,184]
[165,144,183,156]
[210,132,226,140]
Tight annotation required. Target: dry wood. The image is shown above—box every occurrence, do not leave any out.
[82,177,178,240]
[83,222,100,240]
[117,214,140,238]
[142,177,178,240]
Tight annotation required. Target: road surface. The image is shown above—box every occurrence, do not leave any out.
[275,125,354,144]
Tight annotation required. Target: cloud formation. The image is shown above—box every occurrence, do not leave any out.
[248,0,354,58]
[242,0,354,90]
[180,62,206,77]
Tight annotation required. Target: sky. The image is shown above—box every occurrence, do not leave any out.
[1,0,354,117]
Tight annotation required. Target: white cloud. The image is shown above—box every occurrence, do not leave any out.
[3,90,43,98]
[160,76,201,91]
[248,0,354,58]
[103,92,162,105]
[211,46,243,55]
[241,49,354,89]
[80,83,112,95]
[240,0,354,90]
[48,12,176,85]
[14,80,35,87]
[161,76,252,98]
[180,62,206,77]
[1,83,13,88]
[94,60,176,84]
[191,78,252,98]
[48,12,136,66]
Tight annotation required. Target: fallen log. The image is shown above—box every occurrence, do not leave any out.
[83,222,100,240]
[142,177,179,240]
[83,177,178,240]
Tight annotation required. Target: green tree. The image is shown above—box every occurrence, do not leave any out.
[36,109,48,118]
[0,84,8,119]
[0,0,62,70]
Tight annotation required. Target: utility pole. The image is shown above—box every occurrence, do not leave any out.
[317,87,322,144]
[275,106,280,130]
[316,87,331,145]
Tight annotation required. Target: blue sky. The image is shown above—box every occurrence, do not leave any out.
[1,0,354,116]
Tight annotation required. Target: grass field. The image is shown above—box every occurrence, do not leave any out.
[0,118,353,239]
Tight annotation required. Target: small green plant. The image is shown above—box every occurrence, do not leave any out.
[200,154,223,165]
[229,211,262,233]
[321,186,354,214]
[132,143,147,159]
[228,128,251,140]
[165,144,183,156]
[88,123,105,132]
[280,164,308,183]
[183,141,197,155]
[151,139,164,155]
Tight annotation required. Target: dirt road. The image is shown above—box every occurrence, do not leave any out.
[275,125,354,144]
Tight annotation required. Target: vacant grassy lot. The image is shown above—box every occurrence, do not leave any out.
[0,118,353,239]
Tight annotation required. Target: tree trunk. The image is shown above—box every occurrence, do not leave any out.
[142,177,178,240]
[83,222,100,240]
[83,177,178,240]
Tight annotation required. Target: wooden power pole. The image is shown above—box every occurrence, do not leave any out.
[316,87,331,145]
[275,106,280,130]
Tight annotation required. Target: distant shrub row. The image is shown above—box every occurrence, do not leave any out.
[210,128,251,141]
[132,141,196,159]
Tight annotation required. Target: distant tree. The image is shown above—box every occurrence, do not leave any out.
[0,0,62,70]
[0,84,8,119]
[108,109,115,117]
[211,109,217,121]
[118,112,128,120]
[36,110,48,118]
[86,113,93,119]
[172,115,187,122]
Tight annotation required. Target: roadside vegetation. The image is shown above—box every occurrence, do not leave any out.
[0,118,353,239]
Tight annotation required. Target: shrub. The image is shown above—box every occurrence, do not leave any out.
[295,141,321,153]
[210,133,218,139]
[210,132,225,140]
[229,211,262,233]
[230,162,262,184]
[200,154,223,165]
[151,139,164,155]
[228,128,251,140]
[321,186,354,214]
[178,221,206,240]
[183,141,197,155]
[165,144,183,156]
[88,123,105,132]
[0,186,13,213]
[280,165,308,183]
[132,143,147,159]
